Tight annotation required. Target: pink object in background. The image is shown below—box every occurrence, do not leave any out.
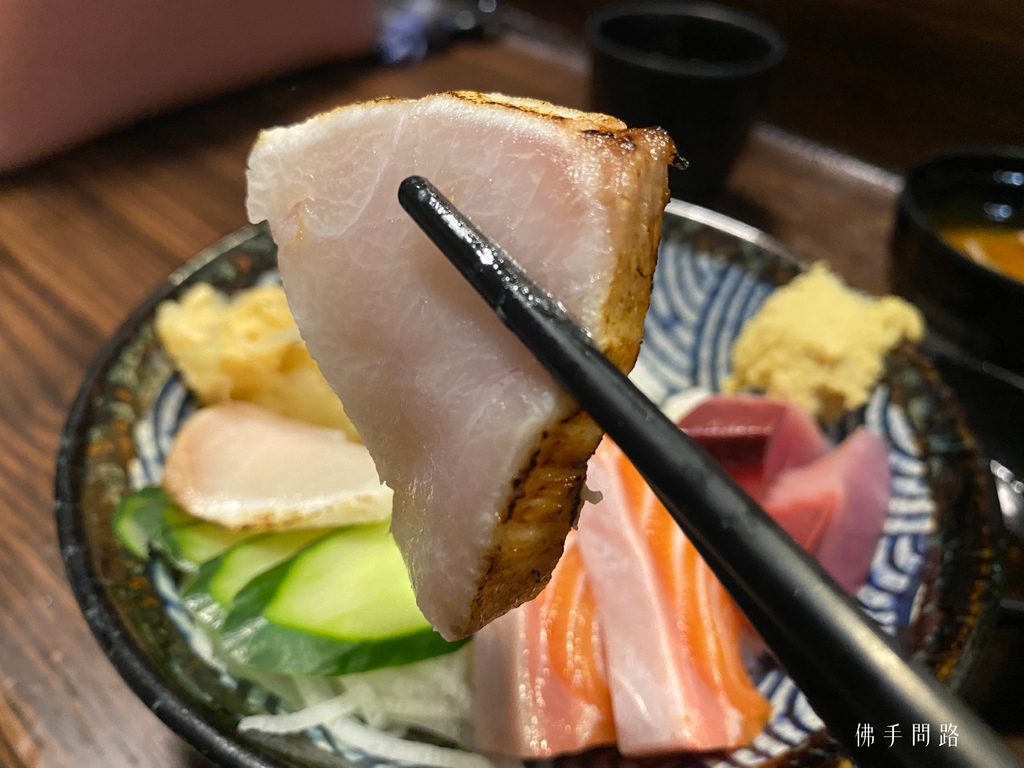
[0,0,380,172]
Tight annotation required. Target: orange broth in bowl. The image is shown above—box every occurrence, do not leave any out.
[940,225,1024,283]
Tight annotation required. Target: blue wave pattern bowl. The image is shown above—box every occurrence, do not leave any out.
[56,201,1001,768]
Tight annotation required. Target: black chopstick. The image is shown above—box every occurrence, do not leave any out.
[398,175,1020,768]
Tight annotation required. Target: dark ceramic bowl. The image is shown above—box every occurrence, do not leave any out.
[890,146,1024,378]
[587,1,785,205]
[57,205,1002,768]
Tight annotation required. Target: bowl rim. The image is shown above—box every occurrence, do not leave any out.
[897,145,1024,298]
[55,224,285,768]
[585,0,787,81]
[54,205,1000,768]
[666,198,796,257]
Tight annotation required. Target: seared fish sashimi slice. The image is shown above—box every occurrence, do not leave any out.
[163,402,392,530]
[246,92,674,639]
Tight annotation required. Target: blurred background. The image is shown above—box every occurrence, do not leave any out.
[507,0,1024,171]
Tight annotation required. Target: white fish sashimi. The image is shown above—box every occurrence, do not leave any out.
[247,92,673,639]
[163,401,392,529]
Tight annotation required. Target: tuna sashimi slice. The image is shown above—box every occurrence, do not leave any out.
[679,395,829,500]
[577,439,770,756]
[763,493,833,553]
[473,532,615,758]
[247,92,673,639]
[763,427,890,594]
[163,402,392,529]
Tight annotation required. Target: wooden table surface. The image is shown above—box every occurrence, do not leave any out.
[0,34,1019,768]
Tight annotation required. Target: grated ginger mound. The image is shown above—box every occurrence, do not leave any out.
[155,283,358,439]
[723,262,924,420]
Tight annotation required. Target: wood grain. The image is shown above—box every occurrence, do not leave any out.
[0,33,1016,768]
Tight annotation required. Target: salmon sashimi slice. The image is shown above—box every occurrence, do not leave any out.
[763,427,890,594]
[246,92,674,639]
[625,450,771,748]
[472,532,616,758]
[577,439,770,756]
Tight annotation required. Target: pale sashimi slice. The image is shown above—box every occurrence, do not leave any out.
[472,531,615,758]
[246,92,674,639]
[163,402,392,529]
[763,427,890,594]
[577,439,741,756]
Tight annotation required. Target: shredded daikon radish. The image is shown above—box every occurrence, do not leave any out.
[240,688,510,768]
[342,679,390,730]
[239,695,357,735]
[304,649,475,746]
[238,648,478,756]
[293,675,342,707]
[321,713,498,768]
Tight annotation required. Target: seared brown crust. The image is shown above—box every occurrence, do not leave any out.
[456,93,674,638]
[595,125,676,370]
[465,409,604,636]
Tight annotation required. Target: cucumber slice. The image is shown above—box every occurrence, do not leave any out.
[161,521,261,570]
[267,524,425,639]
[182,528,329,629]
[112,487,192,558]
[112,486,260,570]
[220,523,466,675]
[211,529,330,607]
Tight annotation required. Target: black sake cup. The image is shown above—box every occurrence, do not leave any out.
[586,1,785,206]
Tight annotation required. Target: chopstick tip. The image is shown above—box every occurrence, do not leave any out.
[398,175,432,208]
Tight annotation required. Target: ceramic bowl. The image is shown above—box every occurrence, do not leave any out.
[890,146,1024,378]
[587,1,785,205]
[57,202,1001,768]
